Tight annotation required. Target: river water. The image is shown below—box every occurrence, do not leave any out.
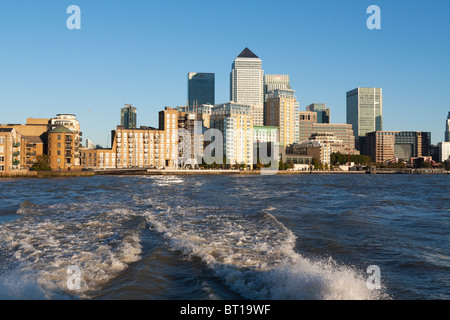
[0,174,448,300]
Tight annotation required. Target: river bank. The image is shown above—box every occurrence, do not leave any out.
[1,168,448,178]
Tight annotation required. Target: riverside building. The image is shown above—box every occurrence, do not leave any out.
[366,131,431,163]
[210,102,254,169]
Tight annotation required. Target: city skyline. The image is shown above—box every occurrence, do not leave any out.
[1,1,449,146]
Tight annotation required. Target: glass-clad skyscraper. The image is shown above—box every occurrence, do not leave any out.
[346,87,383,151]
[445,112,450,142]
[306,103,330,124]
[120,104,137,129]
[188,73,215,107]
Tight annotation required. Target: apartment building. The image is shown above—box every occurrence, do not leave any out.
[0,128,27,175]
[210,102,253,168]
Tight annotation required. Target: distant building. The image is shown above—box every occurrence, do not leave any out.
[366,131,432,163]
[298,111,359,155]
[346,87,383,151]
[445,112,450,142]
[306,103,330,124]
[265,89,299,147]
[230,48,264,108]
[121,104,137,129]
[264,75,290,102]
[438,142,450,163]
[286,140,330,165]
[188,73,215,107]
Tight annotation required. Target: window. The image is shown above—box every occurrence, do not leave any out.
[0,137,4,144]
[0,165,4,171]
[0,146,4,153]
[58,135,61,140]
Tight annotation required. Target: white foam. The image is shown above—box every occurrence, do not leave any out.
[0,202,144,298]
[144,204,390,300]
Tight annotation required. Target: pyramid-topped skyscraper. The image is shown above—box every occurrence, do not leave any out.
[230,48,264,125]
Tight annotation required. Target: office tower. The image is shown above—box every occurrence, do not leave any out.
[445,112,450,142]
[188,73,215,107]
[264,75,291,102]
[306,103,330,124]
[230,48,264,106]
[346,87,383,151]
[265,89,299,147]
[438,142,450,162]
[210,102,254,168]
[121,104,137,129]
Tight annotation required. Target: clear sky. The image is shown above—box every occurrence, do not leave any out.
[1,0,449,145]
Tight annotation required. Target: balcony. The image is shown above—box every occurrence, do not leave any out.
[65,153,72,158]
[13,160,20,165]
[13,151,20,156]
[13,142,20,147]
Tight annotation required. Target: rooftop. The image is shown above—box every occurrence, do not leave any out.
[49,125,73,134]
[237,47,259,59]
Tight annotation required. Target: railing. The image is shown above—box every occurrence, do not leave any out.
[13,142,20,147]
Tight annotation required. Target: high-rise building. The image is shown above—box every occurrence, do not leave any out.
[346,87,383,151]
[438,142,450,163]
[230,48,264,106]
[121,104,137,129]
[306,103,330,124]
[265,89,299,148]
[210,102,254,168]
[445,112,450,142]
[188,73,215,107]
[264,75,290,102]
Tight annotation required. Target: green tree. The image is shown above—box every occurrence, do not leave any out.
[30,155,52,171]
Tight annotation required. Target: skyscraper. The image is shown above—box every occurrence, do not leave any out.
[445,112,450,142]
[264,75,291,102]
[346,87,383,151]
[230,48,264,106]
[121,104,137,129]
[306,103,330,124]
[188,73,215,107]
[265,89,299,147]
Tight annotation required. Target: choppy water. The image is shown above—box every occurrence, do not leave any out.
[0,174,448,300]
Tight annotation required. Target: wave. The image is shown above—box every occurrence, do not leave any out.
[143,200,389,300]
[0,201,144,299]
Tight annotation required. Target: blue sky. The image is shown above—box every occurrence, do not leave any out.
[1,0,449,145]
